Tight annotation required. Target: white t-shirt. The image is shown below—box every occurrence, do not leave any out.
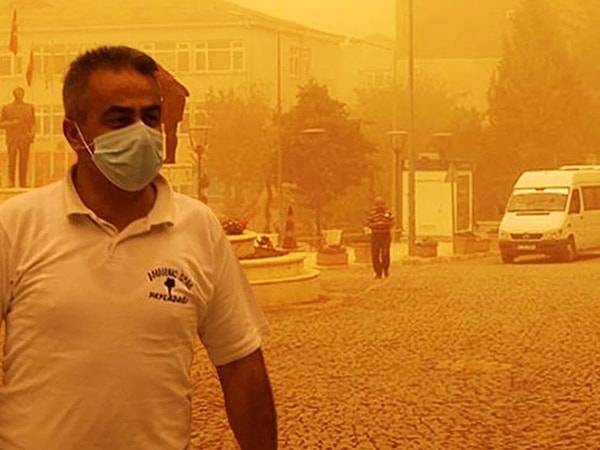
[0,170,269,449]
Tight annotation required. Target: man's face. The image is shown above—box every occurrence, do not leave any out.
[79,67,162,143]
[13,88,24,101]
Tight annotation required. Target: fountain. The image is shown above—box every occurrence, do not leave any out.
[222,218,320,307]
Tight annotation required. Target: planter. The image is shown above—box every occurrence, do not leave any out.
[317,245,349,266]
[322,229,343,247]
[454,236,478,254]
[353,242,372,263]
[474,238,491,253]
[415,242,438,258]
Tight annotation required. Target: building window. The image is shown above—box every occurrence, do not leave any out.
[290,47,310,79]
[358,70,393,88]
[140,41,244,74]
[176,43,191,72]
[32,44,84,83]
[194,40,245,73]
[0,52,23,76]
[35,104,65,137]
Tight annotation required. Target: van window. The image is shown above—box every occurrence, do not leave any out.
[569,189,581,214]
[507,188,568,212]
[582,186,600,210]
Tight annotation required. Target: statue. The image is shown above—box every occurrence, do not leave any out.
[156,65,189,164]
[0,87,35,188]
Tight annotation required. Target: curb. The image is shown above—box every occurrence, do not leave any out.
[397,251,499,266]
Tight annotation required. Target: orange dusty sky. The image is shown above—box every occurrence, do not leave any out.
[230,0,396,36]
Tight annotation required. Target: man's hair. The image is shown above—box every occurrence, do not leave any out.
[62,45,159,122]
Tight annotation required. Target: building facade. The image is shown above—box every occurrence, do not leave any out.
[0,0,347,187]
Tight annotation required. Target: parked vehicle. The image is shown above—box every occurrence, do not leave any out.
[498,165,600,263]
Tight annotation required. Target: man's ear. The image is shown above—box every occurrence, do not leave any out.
[63,119,84,153]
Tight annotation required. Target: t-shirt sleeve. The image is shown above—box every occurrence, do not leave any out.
[198,231,270,367]
[0,221,12,324]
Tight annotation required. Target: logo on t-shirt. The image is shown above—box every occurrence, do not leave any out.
[147,266,193,304]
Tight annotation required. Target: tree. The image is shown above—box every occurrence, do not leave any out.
[202,87,279,228]
[565,0,600,155]
[281,81,376,235]
[356,78,484,218]
[485,0,591,215]
[357,77,483,184]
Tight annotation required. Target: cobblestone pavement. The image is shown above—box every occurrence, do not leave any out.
[191,254,600,449]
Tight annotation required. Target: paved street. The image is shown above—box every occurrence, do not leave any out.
[191,253,600,449]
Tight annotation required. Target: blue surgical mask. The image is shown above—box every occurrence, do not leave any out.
[74,122,163,192]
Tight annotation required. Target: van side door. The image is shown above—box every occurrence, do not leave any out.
[567,188,586,250]
[581,186,600,250]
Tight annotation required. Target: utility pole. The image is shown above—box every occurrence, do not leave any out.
[392,0,403,235]
[406,0,417,257]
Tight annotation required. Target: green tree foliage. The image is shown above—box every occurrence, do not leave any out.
[485,0,590,216]
[281,81,376,235]
[202,87,279,224]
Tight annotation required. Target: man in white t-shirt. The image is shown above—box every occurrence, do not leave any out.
[0,45,277,449]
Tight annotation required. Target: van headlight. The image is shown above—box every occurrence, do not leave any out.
[498,230,511,240]
[545,229,563,239]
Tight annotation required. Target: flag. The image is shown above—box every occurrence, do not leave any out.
[8,9,17,55]
[25,48,34,86]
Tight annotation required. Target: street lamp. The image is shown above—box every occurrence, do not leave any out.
[188,125,210,203]
[387,130,408,238]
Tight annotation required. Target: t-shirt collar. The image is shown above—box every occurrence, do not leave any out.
[62,165,175,226]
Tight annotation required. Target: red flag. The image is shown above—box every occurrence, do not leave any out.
[25,48,34,86]
[8,9,17,55]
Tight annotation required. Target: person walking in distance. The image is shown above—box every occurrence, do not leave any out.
[0,87,36,187]
[0,46,276,449]
[365,196,395,278]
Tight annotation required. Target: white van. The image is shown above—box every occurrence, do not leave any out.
[498,165,600,263]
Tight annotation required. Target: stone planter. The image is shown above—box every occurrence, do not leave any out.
[474,238,491,253]
[352,242,372,263]
[454,236,478,254]
[322,229,343,247]
[415,241,438,258]
[317,246,349,266]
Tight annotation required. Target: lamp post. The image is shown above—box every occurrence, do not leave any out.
[405,0,417,256]
[387,130,408,238]
[188,125,210,203]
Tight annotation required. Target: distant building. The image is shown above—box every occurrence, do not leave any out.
[0,0,517,186]
[0,0,347,155]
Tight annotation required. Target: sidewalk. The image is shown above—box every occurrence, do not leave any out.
[304,240,498,268]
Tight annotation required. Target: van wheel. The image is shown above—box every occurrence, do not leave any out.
[501,251,515,264]
[559,237,577,263]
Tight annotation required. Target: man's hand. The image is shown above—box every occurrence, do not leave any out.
[216,348,277,450]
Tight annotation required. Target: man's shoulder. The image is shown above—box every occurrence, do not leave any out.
[0,183,61,211]
[0,183,62,228]
[172,192,218,221]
